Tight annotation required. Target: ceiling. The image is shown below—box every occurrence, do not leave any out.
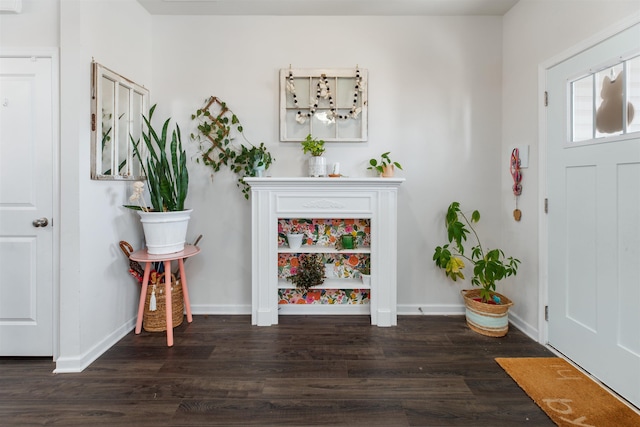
[136,0,520,16]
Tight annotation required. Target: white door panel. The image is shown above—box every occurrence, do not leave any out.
[0,57,53,356]
[547,23,640,408]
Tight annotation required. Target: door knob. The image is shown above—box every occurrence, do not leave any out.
[32,217,49,227]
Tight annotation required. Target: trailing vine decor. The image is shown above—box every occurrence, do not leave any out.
[190,96,274,199]
[287,68,362,124]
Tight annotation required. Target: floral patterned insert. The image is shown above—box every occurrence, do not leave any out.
[278,218,371,247]
[279,252,368,279]
[278,218,371,304]
[279,289,370,305]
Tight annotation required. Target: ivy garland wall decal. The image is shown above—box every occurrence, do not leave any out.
[280,66,368,142]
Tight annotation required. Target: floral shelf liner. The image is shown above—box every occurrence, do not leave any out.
[279,289,370,305]
[278,219,371,304]
[278,218,371,248]
[279,252,368,279]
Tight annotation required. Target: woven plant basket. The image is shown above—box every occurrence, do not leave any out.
[461,289,513,337]
[143,273,184,332]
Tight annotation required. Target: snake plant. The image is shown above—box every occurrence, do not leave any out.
[132,105,189,212]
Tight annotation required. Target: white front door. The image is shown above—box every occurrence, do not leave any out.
[0,56,54,356]
[547,23,640,408]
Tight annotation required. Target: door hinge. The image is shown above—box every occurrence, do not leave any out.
[544,198,548,214]
[545,305,549,321]
[91,113,96,131]
[544,91,548,106]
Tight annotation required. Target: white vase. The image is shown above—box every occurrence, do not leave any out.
[137,209,193,254]
[361,274,371,287]
[308,156,327,177]
[324,263,334,278]
[286,233,304,249]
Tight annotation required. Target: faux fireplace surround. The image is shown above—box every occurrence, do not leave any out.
[245,177,404,327]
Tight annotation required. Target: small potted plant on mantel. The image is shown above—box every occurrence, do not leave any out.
[368,151,402,177]
[129,104,192,255]
[432,201,520,337]
[301,134,326,177]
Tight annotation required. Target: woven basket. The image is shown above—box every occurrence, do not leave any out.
[461,289,513,337]
[143,273,185,332]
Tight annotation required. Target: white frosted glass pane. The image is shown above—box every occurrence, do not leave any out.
[101,76,115,174]
[117,85,130,175]
[285,110,309,140]
[627,55,640,134]
[572,75,593,142]
[311,112,336,140]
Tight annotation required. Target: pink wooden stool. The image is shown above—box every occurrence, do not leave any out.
[130,244,200,346]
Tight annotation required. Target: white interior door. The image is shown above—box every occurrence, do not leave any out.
[0,56,54,356]
[547,23,640,408]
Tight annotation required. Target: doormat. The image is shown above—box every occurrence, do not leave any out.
[496,357,640,427]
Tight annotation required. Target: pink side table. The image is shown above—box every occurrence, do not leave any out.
[130,244,200,346]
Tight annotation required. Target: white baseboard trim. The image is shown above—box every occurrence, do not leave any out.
[190,304,251,315]
[507,310,540,342]
[398,303,465,316]
[54,317,136,373]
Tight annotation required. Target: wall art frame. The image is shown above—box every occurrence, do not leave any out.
[280,67,368,142]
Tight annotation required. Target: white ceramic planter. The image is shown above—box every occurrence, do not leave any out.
[308,156,327,177]
[286,233,304,249]
[138,209,193,254]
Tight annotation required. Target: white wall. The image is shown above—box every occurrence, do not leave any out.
[0,0,58,46]
[148,15,505,315]
[6,0,637,371]
[1,0,152,372]
[501,0,640,337]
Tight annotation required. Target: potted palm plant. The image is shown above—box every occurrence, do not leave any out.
[432,202,520,337]
[130,104,191,254]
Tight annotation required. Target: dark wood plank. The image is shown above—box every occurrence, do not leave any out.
[0,315,556,426]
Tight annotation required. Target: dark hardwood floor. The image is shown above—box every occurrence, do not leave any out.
[0,315,556,426]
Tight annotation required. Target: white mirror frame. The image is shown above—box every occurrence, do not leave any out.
[91,61,149,180]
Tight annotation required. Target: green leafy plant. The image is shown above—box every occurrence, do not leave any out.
[286,254,326,290]
[367,151,402,174]
[131,104,188,212]
[432,202,520,303]
[191,96,274,199]
[301,134,325,156]
[232,142,274,199]
[359,257,371,275]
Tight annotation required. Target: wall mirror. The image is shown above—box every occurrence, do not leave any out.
[91,61,149,180]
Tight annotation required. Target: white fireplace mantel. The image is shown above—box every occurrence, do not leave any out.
[245,177,404,327]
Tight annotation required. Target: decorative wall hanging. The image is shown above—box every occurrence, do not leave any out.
[280,67,368,142]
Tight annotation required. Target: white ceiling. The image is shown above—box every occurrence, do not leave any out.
[137,0,520,16]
